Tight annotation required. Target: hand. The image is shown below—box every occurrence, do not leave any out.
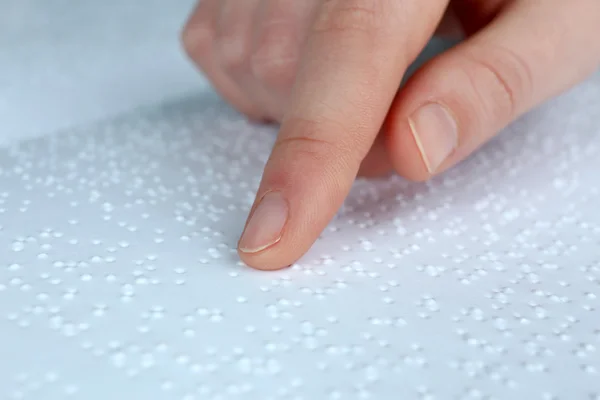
[182,0,600,270]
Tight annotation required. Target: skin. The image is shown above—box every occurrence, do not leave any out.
[181,0,600,270]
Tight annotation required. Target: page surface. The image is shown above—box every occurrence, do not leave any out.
[1,72,600,398]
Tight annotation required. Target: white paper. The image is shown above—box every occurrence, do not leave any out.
[2,2,600,399]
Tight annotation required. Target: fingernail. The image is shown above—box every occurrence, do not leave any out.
[409,102,458,173]
[238,191,289,253]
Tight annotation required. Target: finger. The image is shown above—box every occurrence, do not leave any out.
[181,0,264,120]
[434,7,464,39]
[357,133,394,178]
[384,0,600,182]
[213,0,272,117]
[248,0,320,121]
[450,0,506,36]
[237,0,450,270]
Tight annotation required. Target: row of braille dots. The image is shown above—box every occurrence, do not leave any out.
[2,261,166,294]
[9,372,79,399]
[327,384,439,400]
[75,320,429,381]
[450,348,598,384]
[7,229,151,256]
[451,307,581,345]
[261,268,405,304]
[450,322,599,374]
[4,240,244,290]
[449,357,517,388]
[6,304,90,336]
[151,358,431,400]
[2,259,255,313]
[10,229,65,253]
[302,255,397,273]
[79,340,294,383]
[5,293,253,337]
[152,385,438,400]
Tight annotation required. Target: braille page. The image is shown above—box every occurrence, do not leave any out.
[1,72,600,400]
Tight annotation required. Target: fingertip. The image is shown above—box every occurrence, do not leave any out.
[236,213,303,271]
[237,249,293,271]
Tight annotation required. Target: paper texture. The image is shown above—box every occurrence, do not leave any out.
[2,76,600,399]
[2,1,600,399]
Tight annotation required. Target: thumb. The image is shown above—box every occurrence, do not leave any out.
[384,0,600,182]
[237,0,449,270]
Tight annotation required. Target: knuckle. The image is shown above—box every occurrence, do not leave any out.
[251,56,297,90]
[312,0,381,37]
[464,44,533,121]
[272,117,356,166]
[181,23,213,60]
[181,19,213,60]
[274,136,340,165]
[217,35,250,72]
[251,27,298,88]
[214,6,252,72]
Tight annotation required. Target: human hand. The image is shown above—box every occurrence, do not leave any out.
[182,0,600,270]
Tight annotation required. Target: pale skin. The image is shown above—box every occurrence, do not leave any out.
[181,0,600,270]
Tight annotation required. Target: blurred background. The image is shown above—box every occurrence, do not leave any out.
[0,0,453,145]
[0,0,204,143]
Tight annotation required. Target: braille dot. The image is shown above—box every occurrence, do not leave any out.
[64,385,78,395]
[184,328,195,338]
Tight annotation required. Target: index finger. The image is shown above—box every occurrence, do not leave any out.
[238,0,449,270]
